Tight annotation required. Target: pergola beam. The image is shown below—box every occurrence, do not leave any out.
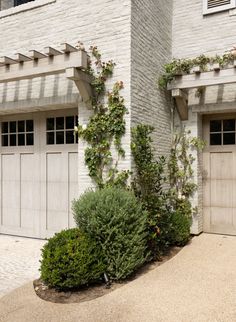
[0,43,95,109]
[0,50,88,83]
[0,56,18,65]
[168,65,236,90]
[44,46,62,56]
[60,43,78,53]
[29,50,47,60]
[15,53,32,63]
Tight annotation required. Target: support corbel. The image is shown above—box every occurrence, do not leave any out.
[66,67,94,109]
[172,89,188,121]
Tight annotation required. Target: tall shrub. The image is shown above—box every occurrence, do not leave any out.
[72,187,149,280]
[131,125,171,257]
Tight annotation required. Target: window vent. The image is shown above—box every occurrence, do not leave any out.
[203,0,236,14]
[208,0,230,9]
[14,0,35,6]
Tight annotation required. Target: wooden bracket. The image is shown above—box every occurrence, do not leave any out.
[172,89,188,121]
[66,67,94,109]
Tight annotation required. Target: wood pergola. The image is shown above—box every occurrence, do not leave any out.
[168,62,236,120]
[0,43,93,107]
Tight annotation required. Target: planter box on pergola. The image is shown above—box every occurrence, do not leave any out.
[168,62,236,120]
[0,43,93,107]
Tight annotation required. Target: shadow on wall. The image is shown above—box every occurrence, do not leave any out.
[0,74,79,114]
[189,83,236,114]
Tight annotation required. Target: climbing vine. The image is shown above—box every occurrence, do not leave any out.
[158,49,236,88]
[167,129,205,212]
[75,46,129,188]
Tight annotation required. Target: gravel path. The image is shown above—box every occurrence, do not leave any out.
[0,235,45,298]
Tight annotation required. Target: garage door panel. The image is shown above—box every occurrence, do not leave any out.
[211,207,233,226]
[20,154,40,230]
[46,152,68,232]
[232,208,236,228]
[1,154,20,227]
[210,179,233,207]
[47,210,69,231]
[203,180,210,207]
[68,152,78,228]
[203,206,211,232]
[47,182,68,211]
[210,152,233,180]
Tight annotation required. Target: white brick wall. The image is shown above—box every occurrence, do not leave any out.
[173,0,236,58]
[131,0,173,160]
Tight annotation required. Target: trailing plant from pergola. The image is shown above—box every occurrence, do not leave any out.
[158,50,236,89]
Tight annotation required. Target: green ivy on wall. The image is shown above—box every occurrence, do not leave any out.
[75,46,129,188]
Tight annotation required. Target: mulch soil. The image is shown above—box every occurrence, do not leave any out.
[34,246,182,304]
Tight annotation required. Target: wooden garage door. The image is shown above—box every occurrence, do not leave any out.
[0,109,78,239]
[203,114,236,235]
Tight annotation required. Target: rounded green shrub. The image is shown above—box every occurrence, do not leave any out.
[40,228,105,290]
[169,200,192,246]
[72,187,149,280]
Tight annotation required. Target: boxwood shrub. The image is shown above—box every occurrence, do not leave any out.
[40,228,105,290]
[169,200,192,246]
[72,187,149,280]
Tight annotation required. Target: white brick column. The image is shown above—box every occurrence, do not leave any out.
[183,109,203,235]
[77,102,94,196]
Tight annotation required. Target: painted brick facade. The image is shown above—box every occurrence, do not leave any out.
[131,0,173,160]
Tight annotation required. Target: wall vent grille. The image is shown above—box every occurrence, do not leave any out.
[204,0,235,14]
[208,0,231,9]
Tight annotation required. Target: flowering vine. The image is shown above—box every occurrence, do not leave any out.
[167,130,205,215]
[75,45,129,188]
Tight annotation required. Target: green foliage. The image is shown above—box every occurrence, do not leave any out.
[158,51,236,88]
[158,58,194,88]
[72,187,149,280]
[131,124,170,257]
[40,228,105,290]
[131,125,205,252]
[76,46,128,188]
[168,129,205,199]
[168,200,192,246]
[166,130,205,245]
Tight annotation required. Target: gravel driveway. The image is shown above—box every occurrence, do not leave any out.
[0,233,236,322]
[0,235,45,298]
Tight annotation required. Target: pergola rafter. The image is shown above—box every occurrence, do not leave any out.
[168,62,236,120]
[0,43,93,108]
